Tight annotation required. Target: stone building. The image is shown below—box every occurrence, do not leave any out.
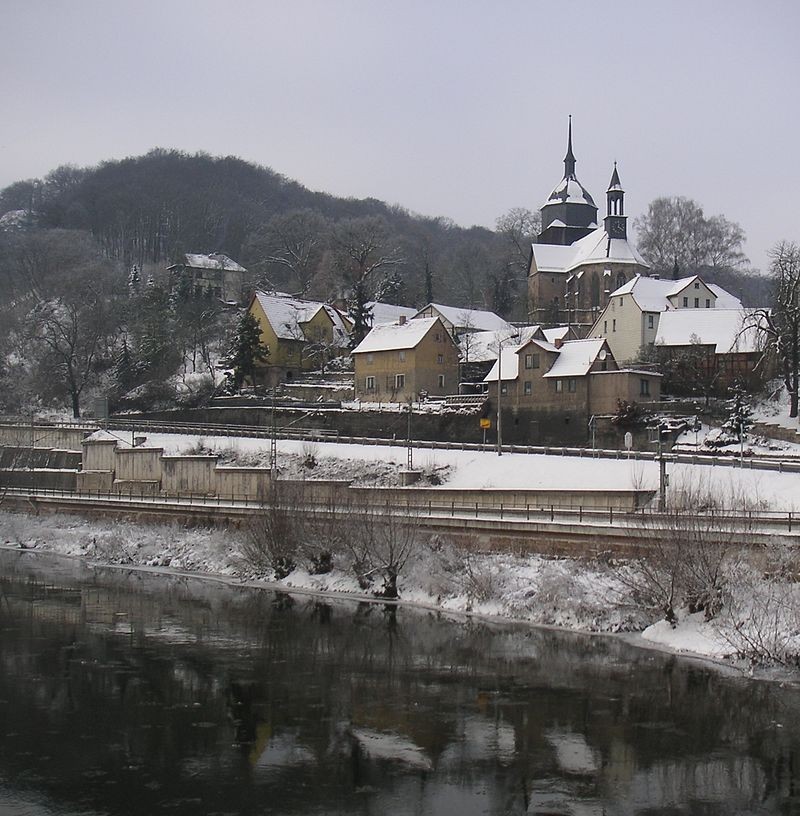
[527,121,648,333]
[167,253,248,304]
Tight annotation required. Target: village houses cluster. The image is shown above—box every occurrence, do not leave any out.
[171,121,769,439]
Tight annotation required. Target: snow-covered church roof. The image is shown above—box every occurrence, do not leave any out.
[531,226,649,277]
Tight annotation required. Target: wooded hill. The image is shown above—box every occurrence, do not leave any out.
[0,149,770,314]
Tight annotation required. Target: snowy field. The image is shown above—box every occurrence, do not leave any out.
[126,431,800,511]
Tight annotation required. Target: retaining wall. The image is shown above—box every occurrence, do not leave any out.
[0,423,93,450]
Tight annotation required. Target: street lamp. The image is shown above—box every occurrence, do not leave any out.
[496,335,504,456]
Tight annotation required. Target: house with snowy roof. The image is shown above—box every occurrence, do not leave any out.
[413,303,513,337]
[352,316,459,402]
[527,119,649,332]
[366,301,417,327]
[167,253,248,304]
[652,308,771,396]
[248,291,351,383]
[587,273,743,363]
[483,336,661,438]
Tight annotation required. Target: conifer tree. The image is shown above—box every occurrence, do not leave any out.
[227,312,270,389]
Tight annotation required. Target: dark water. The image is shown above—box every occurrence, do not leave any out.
[1,551,800,815]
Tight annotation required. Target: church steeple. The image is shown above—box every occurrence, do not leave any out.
[538,117,598,246]
[604,162,627,239]
[563,115,576,179]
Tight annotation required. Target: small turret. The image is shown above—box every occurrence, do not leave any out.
[604,162,627,239]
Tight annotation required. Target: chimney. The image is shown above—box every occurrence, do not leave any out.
[554,337,563,349]
[399,315,406,325]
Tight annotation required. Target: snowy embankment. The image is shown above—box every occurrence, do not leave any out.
[127,430,799,508]
[4,428,800,670]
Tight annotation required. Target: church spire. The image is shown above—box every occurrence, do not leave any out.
[563,115,576,179]
[604,162,627,238]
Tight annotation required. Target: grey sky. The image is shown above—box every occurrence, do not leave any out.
[1,0,797,272]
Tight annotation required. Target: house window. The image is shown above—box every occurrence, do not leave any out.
[435,332,441,341]
[567,379,577,393]
[604,320,607,333]
[367,353,374,364]
[438,374,445,388]
[525,354,533,369]
[532,354,540,369]
[555,380,563,393]
[399,350,406,362]
[395,374,405,390]
[694,298,699,308]
[612,319,617,332]
[706,299,711,308]
[619,297,623,306]
[647,314,654,329]
[640,378,650,396]
[500,383,508,395]
[683,297,688,307]
[365,376,375,391]
[437,354,444,364]
[694,282,700,289]
[524,381,532,395]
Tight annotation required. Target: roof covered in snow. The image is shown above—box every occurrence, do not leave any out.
[415,303,513,332]
[353,317,441,354]
[462,326,547,364]
[542,338,608,379]
[531,226,648,275]
[543,325,571,344]
[253,291,349,345]
[543,175,597,209]
[175,253,246,273]
[366,301,417,326]
[655,308,767,354]
[609,274,739,313]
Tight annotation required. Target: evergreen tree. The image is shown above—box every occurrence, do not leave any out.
[227,312,270,389]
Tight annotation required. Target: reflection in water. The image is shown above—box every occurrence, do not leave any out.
[0,548,799,815]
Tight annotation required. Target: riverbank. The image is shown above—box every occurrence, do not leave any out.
[3,507,798,676]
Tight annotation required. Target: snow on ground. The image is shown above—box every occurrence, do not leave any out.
[133,432,800,510]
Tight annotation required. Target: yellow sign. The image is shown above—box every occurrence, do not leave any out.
[480,418,491,429]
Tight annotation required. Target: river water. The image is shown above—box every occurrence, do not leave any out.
[1,549,799,815]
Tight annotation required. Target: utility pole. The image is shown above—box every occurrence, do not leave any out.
[269,388,277,476]
[407,397,414,471]
[496,336,503,456]
[657,421,668,511]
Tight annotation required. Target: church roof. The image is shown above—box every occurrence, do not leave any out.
[531,226,648,275]
[542,176,597,210]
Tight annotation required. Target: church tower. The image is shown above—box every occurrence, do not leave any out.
[538,117,598,246]
[604,163,627,239]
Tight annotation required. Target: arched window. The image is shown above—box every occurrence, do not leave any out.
[591,274,600,308]
[616,271,626,291]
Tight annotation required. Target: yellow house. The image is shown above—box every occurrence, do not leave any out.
[248,291,350,381]
[352,317,459,402]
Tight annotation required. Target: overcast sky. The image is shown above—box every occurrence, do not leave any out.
[1,0,797,272]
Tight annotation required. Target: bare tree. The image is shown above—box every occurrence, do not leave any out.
[634,196,748,276]
[248,209,331,295]
[331,217,404,345]
[748,241,800,417]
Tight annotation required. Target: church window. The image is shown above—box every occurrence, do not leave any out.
[616,272,626,290]
[591,274,600,307]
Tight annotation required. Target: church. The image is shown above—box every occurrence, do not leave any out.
[527,118,649,334]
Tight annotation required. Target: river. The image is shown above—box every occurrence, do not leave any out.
[1,548,798,815]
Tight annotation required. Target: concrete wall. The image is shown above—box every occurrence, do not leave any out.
[115,448,164,483]
[0,423,92,450]
[83,439,118,472]
[162,455,218,495]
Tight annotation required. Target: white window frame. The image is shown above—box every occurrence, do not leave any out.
[438,374,445,388]
[523,380,532,395]
[395,373,405,390]
[365,375,375,391]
